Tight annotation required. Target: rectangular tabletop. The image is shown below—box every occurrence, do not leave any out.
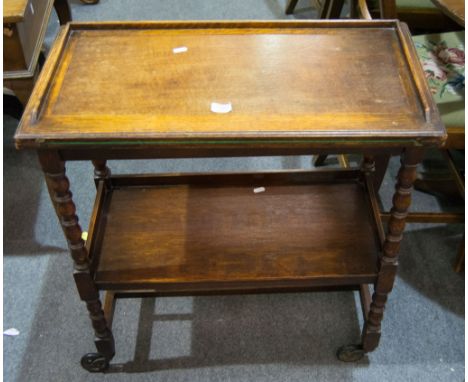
[15,20,445,149]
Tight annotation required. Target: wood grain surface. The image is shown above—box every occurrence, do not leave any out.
[3,24,26,72]
[14,21,445,149]
[94,178,379,291]
[431,0,464,25]
[3,0,28,23]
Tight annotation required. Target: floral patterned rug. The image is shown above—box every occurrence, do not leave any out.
[413,31,464,127]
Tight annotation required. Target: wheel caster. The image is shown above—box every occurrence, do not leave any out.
[80,353,109,372]
[336,344,365,362]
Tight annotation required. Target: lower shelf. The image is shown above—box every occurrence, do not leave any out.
[89,170,380,292]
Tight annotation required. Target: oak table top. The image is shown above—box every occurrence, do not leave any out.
[431,0,465,26]
[15,20,445,151]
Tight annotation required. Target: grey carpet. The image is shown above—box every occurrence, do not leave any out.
[3,1,464,381]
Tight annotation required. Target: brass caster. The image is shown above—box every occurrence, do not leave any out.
[336,344,365,362]
[80,352,109,372]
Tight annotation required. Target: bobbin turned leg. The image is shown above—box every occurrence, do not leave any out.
[92,160,111,189]
[38,151,115,372]
[337,149,423,362]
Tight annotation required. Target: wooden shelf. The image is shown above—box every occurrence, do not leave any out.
[90,170,380,292]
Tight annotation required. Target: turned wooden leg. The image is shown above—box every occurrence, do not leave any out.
[285,0,299,14]
[92,159,111,188]
[362,148,423,352]
[38,151,114,372]
[337,149,423,362]
[53,0,72,25]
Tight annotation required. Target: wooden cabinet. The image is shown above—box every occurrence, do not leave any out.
[4,0,54,74]
[14,21,445,372]
[3,0,55,105]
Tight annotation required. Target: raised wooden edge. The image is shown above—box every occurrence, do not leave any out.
[16,135,444,151]
[66,19,399,30]
[364,175,386,247]
[106,168,363,188]
[14,19,446,150]
[3,0,54,79]
[14,23,71,143]
[86,180,107,272]
[396,22,445,133]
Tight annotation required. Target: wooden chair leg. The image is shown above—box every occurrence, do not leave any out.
[53,0,72,25]
[385,149,464,272]
[313,154,328,166]
[442,149,464,197]
[411,149,464,198]
[285,0,299,14]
